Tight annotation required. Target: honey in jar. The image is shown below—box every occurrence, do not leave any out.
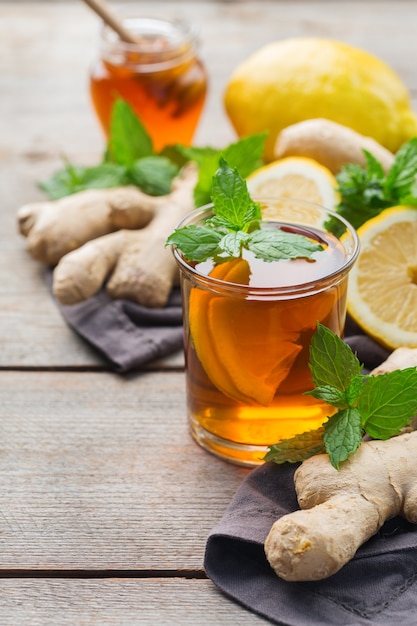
[89,17,208,152]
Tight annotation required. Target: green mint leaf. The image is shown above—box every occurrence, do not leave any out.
[247,228,323,262]
[159,144,189,168]
[358,368,417,439]
[211,158,261,230]
[384,138,417,199]
[39,162,128,199]
[39,163,84,199]
[128,156,179,196]
[307,384,347,409]
[335,140,417,232]
[176,145,219,207]
[178,134,267,208]
[309,323,363,391]
[222,132,267,178]
[346,374,367,405]
[219,231,250,258]
[363,149,386,180]
[323,407,363,469]
[165,225,223,262]
[335,160,390,232]
[264,427,325,464]
[107,99,153,166]
[167,158,327,264]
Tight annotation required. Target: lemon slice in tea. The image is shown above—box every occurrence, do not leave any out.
[189,259,302,406]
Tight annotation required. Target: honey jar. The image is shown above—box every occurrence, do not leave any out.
[89,16,208,151]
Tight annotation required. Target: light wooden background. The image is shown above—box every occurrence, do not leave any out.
[1,2,417,624]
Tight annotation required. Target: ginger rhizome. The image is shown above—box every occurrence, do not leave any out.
[18,163,197,308]
[275,118,394,174]
[264,347,417,582]
[265,431,417,582]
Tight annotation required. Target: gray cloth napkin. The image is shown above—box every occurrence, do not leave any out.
[204,336,417,626]
[47,270,183,372]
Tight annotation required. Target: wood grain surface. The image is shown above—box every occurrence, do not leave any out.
[2,1,417,623]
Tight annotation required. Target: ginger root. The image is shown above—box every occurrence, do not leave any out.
[52,163,197,307]
[274,118,395,173]
[265,431,417,582]
[264,347,417,582]
[18,186,164,266]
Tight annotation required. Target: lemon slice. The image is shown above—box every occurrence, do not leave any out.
[189,259,302,406]
[347,206,417,349]
[246,157,340,223]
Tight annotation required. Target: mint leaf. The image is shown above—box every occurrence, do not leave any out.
[309,324,363,391]
[336,139,417,231]
[264,427,326,464]
[211,159,261,230]
[177,146,219,207]
[323,407,363,469]
[166,225,223,262]
[268,324,417,470]
[108,99,153,165]
[128,156,179,196]
[358,368,417,439]
[39,162,128,199]
[219,231,250,258]
[167,158,325,264]
[178,134,267,207]
[346,374,367,405]
[222,132,267,178]
[307,384,347,408]
[384,137,417,198]
[248,228,322,262]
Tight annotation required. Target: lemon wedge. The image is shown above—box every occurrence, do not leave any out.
[347,206,417,349]
[246,157,340,221]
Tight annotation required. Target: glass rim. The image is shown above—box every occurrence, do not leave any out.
[172,198,360,298]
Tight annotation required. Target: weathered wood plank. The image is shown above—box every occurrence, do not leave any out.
[0,371,248,570]
[0,578,269,626]
[1,2,417,368]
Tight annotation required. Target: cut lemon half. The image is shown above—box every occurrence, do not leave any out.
[246,156,340,223]
[347,206,417,349]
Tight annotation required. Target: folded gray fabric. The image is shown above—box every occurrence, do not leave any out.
[205,461,417,626]
[47,270,183,372]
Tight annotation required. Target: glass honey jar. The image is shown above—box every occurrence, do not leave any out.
[89,16,208,152]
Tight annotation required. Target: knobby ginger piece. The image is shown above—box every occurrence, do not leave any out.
[275,118,395,173]
[18,185,174,266]
[265,432,417,581]
[52,163,197,308]
[264,347,417,582]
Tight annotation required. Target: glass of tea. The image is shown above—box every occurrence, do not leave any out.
[89,16,208,152]
[173,198,360,467]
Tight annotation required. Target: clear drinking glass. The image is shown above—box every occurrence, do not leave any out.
[173,198,360,467]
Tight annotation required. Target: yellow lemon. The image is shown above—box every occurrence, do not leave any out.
[246,156,340,222]
[347,206,417,349]
[224,38,417,161]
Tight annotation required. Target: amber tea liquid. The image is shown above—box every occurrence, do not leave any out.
[175,204,359,467]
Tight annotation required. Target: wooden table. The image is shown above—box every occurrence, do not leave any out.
[1,1,417,623]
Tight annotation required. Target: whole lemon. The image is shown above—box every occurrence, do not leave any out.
[224,38,417,161]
